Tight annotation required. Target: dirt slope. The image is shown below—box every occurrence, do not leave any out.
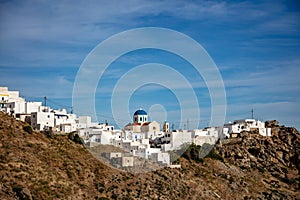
[0,111,299,199]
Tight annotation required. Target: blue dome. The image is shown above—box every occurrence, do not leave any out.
[134,109,147,115]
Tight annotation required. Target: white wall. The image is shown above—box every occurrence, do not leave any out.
[77,116,91,128]
[150,152,170,166]
[25,102,42,114]
[31,111,55,130]
[170,131,192,150]
[0,94,9,111]
[121,157,134,167]
[100,131,112,145]
[224,119,269,137]
[54,110,77,133]
[192,129,208,137]
[193,136,218,146]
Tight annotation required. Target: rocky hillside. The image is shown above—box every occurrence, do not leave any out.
[215,124,300,199]
[0,112,299,199]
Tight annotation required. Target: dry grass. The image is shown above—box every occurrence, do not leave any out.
[0,111,299,199]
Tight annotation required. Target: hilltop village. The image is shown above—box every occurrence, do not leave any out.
[0,86,272,169]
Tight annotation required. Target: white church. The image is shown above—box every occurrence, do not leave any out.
[124,109,162,139]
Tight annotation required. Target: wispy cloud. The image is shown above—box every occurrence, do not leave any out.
[0,0,299,129]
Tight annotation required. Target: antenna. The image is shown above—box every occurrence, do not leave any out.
[251,109,254,119]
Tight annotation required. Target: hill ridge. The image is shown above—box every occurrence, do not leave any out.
[0,111,299,199]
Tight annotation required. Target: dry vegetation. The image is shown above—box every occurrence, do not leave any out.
[0,111,299,199]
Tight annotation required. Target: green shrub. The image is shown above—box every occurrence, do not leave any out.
[73,134,83,144]
[68,131,75,140]
[181,143,223,162]
[23,125,33,134]
[68,132,83,144]
[205,149,224,162]
[181,143,202,161]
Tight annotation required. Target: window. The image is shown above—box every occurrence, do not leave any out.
[1,97,4,100]
[140,117,142,121]
[48,115,50,118]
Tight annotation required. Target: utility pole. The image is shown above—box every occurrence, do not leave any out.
[187,119,189,130]
[44,96,47,107]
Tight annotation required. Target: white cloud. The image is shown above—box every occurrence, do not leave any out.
[0,0,299,129]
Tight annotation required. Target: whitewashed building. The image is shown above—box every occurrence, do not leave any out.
[191,127,221,146]
[150,152,170,166]
[224,119,271,137]
[124,123,142,133]
[124,109,149,133]
[78,122,118,147]
[53,109,77,133]
[133,109,148,124]
[120,156,134,167]
[0,87,47,123]
[16,102,43,122]
[161,130,192,151]
[75,115,109,130]
[0,87,26,116]
[141,121,162,139]
[31,108,55,131]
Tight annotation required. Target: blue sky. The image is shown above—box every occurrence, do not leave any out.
[0,0,299,129]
